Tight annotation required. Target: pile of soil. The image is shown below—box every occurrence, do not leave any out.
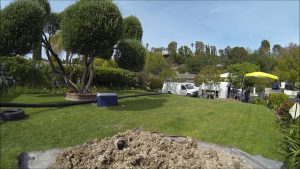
[50,130,252,169]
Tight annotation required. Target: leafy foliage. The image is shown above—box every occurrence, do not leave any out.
[0,0,45,56]
[122,15,143,41]
[281,124,300,169]
[0,57,140,94]
[167,41,178,61]
[185,56,203,73]
[177,65,187,74]
[93,58,118,68]
[227,47,249,64]
[115,39,146,72]
[144,52,169,75]
[251,98,268,106]
[268,93,289,109]
[259,39,271,56]
[61,0,123,56]
[195,66,221,88]
[273,44,300,89]
[227,62,260,88]
[176,46,192,64]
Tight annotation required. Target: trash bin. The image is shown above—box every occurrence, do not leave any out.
[97,93,118,107]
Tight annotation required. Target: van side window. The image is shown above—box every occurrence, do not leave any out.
[181,85,186,90]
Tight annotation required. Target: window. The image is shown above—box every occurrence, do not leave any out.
[181,85,186,90]
[186,84,194,89]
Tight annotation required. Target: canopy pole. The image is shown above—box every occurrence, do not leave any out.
[241,76,245,100]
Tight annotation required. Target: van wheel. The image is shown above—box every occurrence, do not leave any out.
[187,93,191,97]
[0,109,25,121]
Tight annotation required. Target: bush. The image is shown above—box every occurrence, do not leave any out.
[115,39,146,72]
[177,65,187,74]
[93,67,138,88]
[251,98,268,106]
[276,101,294,129]
[280,124,300,169]
[0,57,140,94]
[147,76,163,90]
[268,93,289,109]
[0,56,54,93]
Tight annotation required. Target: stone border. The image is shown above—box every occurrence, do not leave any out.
[65,92,96,101]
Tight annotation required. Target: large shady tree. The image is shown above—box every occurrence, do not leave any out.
[61,0,123,93]
[0,0,45,56]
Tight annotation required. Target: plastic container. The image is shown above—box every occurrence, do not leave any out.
[97,93,118,107]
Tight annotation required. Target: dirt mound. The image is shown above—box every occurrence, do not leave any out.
[50,130,252,169]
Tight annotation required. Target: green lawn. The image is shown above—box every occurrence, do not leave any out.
[0,91,283,168]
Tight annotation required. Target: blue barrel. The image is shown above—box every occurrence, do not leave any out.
[97,93,118,107]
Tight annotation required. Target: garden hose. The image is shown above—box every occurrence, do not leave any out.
[0,92,166,108]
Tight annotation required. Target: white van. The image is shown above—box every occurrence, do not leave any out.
[162,82,199,96]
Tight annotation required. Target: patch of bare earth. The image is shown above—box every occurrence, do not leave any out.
[50,130,252,169]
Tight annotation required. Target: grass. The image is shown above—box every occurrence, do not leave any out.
[0,91,283,168]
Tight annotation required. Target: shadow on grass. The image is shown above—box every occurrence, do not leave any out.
[110,96,167,111]
[0,95,21,102]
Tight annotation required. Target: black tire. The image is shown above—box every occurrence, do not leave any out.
[1,109,25,121]
[187,93,191,97]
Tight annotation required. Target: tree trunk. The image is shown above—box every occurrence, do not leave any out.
[33,42,42,61]
[80,56,95,94]
[80,56,89,93]
[84,57,95,92]
[41,33,79,92]
[66,51,70,65]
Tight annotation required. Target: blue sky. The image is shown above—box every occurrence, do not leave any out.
[1,0,299,51]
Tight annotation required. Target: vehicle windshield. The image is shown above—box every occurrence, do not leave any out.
[186,84,194,89]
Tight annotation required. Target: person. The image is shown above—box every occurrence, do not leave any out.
[244,88,250,103]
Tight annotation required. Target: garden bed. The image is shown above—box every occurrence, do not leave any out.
[65,92,96,101]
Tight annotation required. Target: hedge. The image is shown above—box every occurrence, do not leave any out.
[0,56,139,94]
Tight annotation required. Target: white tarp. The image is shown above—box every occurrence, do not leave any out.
[289,102,300,119]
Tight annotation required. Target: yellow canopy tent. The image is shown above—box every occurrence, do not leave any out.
[244,72,279,84]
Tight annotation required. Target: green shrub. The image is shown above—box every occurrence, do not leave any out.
[0,57,140,94]
[276,101,294,129]
[93,67,138,88]
[147,76,163,90]
[268,93,289,109]
[177,65,187,74]
[280,124,300,169]
[251,98,268,106]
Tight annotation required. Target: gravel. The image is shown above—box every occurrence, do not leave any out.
[50,130,252,169]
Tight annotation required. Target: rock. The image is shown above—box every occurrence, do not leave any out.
[114,138,127,150]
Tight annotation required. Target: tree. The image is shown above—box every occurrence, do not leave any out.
[185,56,203,73]
[259,39,271,56]
[227,47,249,64]
[61,0,123,93]
[167,41,177,59]
[176,46,192,64]
[227,62,260,88]
[122,15,143,41]
[272,44,282,56]
[115,39,146,72]
[144,52,169,75]
[195,41,205,56]
[31,0,51,61]
[195,66,221,89]
[250,52,276,72]
[273,44,300,89]
[0,0,45,56]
